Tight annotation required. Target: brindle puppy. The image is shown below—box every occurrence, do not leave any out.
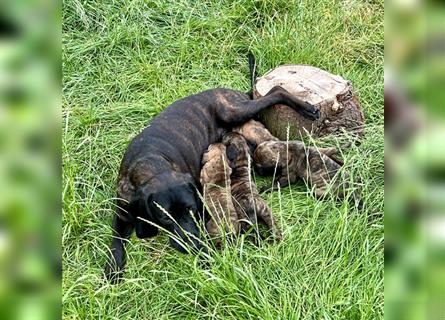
[232,119,279,154]
[253,141,346,198]
[200,143,239,246]
[222,132,282,240]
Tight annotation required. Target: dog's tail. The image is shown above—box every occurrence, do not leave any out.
[248,52,257,97]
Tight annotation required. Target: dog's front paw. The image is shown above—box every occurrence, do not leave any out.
[104,260,124,284]
[298,103,320,121]
[104,251,125,284]
[104,259,123,284]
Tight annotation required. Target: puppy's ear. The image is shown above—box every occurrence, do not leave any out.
[226,145,238,170]
[133,189,158,239]
[246,140,256,155]
[226,145,238,163]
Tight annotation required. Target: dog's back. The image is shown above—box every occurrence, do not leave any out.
[122,90,239,180]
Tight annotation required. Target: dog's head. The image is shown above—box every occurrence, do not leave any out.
[134,171,205,253]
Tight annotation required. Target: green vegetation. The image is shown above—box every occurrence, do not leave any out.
[63,0,383,318]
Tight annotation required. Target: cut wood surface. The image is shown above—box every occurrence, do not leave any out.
[254,65,364,140]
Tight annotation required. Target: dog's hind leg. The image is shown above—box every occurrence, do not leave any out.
[104,211,134,284]
[218,86,320,125]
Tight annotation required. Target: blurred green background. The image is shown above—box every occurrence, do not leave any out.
[385,1,445,319]
[0,1,60,319]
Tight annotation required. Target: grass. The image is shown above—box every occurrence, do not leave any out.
[62,0,384,318]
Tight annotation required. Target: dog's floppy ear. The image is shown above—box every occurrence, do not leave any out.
[182,172,204,218]
[132,189,159,239]
[184,173,197,191]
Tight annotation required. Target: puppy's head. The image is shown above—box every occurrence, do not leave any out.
[202,143,226,166]
[200,143,231,185]
[134,171,205,253]
[221,132,250,169]
[253,141,286,176]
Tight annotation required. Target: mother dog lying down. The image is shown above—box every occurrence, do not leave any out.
[104,84,319,283]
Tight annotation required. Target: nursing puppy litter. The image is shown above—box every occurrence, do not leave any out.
[200,143,239,246]
[222,132,281,240]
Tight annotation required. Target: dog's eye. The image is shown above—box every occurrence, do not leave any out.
[185,206,194,213]
[185,204,197,214]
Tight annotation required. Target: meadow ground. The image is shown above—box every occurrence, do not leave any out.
[62,0,384,318]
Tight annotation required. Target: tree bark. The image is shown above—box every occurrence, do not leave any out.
[254,65,364,140]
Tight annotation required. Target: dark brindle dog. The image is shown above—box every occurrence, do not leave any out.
[104,57,319,283]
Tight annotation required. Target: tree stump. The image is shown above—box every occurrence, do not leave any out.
[253,65,364,140]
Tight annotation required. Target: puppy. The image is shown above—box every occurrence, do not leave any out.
[200,143,239,246]
[232,119,279,153]
[222,132,282,240]
[253,141,347,198]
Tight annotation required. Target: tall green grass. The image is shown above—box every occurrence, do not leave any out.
[63,0,383,318]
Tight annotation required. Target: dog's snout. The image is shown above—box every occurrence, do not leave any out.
[168,213,205,254]
[169,232,204,254]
